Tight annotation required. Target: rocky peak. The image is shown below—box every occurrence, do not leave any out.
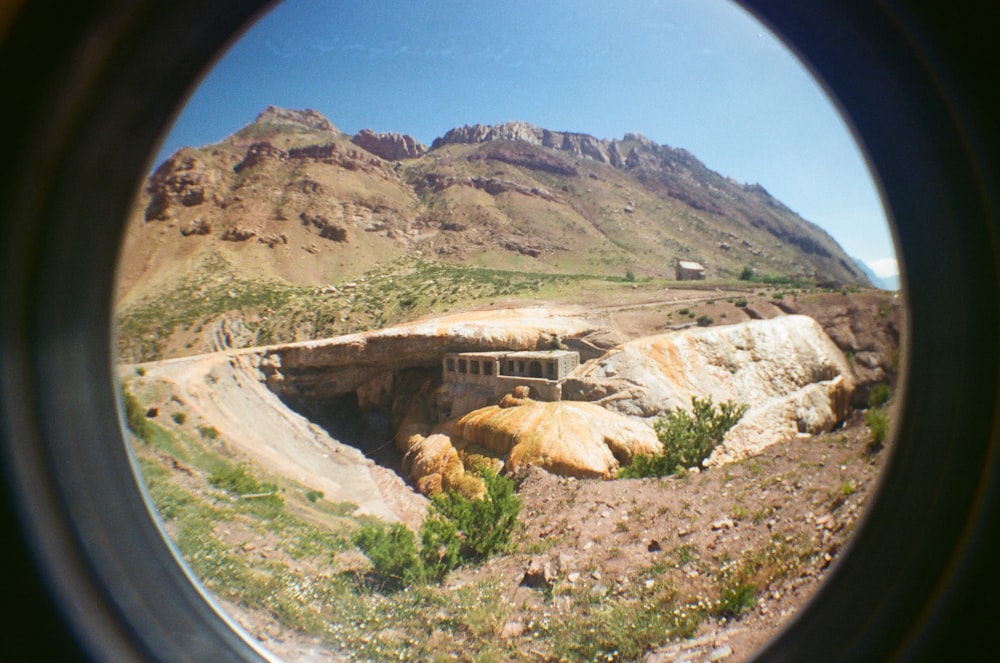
[431,121,546,149]
[253,106,338,134]
[430,121,692,173]
[352,128,427,160]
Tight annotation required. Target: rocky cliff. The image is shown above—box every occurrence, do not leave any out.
[117,107,870,335]
[564,315,855,464]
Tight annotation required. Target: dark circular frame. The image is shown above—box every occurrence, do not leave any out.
[1,1,997,661]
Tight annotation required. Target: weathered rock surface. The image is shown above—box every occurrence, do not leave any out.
[563,315,855,464]
[352,128,427,161]
[444,393,661,479]
[144,150,221,221]
[132,353,425,525]
[261,307,604,402]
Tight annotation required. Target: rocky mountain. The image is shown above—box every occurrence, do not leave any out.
[115,107,871,361]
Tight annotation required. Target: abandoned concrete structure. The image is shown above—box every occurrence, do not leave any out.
[438,350,580,419]
[676,260,706,280]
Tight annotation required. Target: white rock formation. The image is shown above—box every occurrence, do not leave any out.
[564,315,855,464]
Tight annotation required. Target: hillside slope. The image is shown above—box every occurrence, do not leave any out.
[115,107,871,361]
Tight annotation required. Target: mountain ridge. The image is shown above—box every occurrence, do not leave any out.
[115,107,872,361]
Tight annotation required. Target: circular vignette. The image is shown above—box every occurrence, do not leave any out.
[0,1,998,662]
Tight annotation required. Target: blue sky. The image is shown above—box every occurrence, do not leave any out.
[154,0,897,275]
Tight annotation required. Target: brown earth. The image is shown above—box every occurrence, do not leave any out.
[199,289,900,662]
[222,400,891,663]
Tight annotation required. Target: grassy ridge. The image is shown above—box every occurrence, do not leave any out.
[115,254,629,362]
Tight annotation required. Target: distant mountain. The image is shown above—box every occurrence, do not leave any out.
[114,107,872,360]
[853,258,899,291]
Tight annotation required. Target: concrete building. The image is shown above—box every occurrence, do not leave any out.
[676,260,706,280]
[438,350,580,419]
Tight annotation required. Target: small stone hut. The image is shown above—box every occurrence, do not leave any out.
[676,260,706,280]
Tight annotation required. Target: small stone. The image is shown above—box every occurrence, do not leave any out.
[590,582,609,598]
[708,644,733,660]
[500,621,525,639]
[711,518,735,531]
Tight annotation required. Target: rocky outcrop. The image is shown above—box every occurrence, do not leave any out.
[144,151,219,221]
[253,105,337,134]
[260,307,604,403]
[233,141,288,173]
[395,385,660,497]
[416,173,562,203]
[352,128,427,160]
[563,315,856,464]
[445,391,661,479]
[467,145,578,176]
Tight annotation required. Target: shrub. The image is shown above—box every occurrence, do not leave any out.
[696,315,714,327]
[353,523,425,591]
[305,489,324,503]
[715,583,757,618]
[865,407,890,451]
[734,298,748,307]
[354,469,521,590]
[196,425,219,440]
[210,462,277,497]
[619,396,748,478]
[122,388,153,442]
[429,468,521,561]
[868,383,891,408]
[739,266,755,281]
[171,411,187,425]
[419,515,462,582]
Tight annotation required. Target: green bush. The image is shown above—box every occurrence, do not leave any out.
[714,583,757,618]
[739,266,755,281]
[865,407,890,451]
[171,411,187,425]
[353,469,521,590]
[619,396,748,478]
[419,515,462,582]
[304,489,324,503]
[868,383,891,408]
[122,388,153,442]
[353,523,425,591]
[429,469,521,561]
[210,462,277,497]
[734,298,748,307]
[696,315,714,327]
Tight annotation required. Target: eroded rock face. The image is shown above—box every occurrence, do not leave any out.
[446,395,661,479]
[352,128,427,160]
[144,151,220,221]
[261,307,602,402]
[563,315,855,464]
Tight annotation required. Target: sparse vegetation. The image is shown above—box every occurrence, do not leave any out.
[355,468,521,590]
[116,254,636,363]
[619,396,749,478]
[122,387,153,442]
[868,383,891,408]
[865,407,890,451]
